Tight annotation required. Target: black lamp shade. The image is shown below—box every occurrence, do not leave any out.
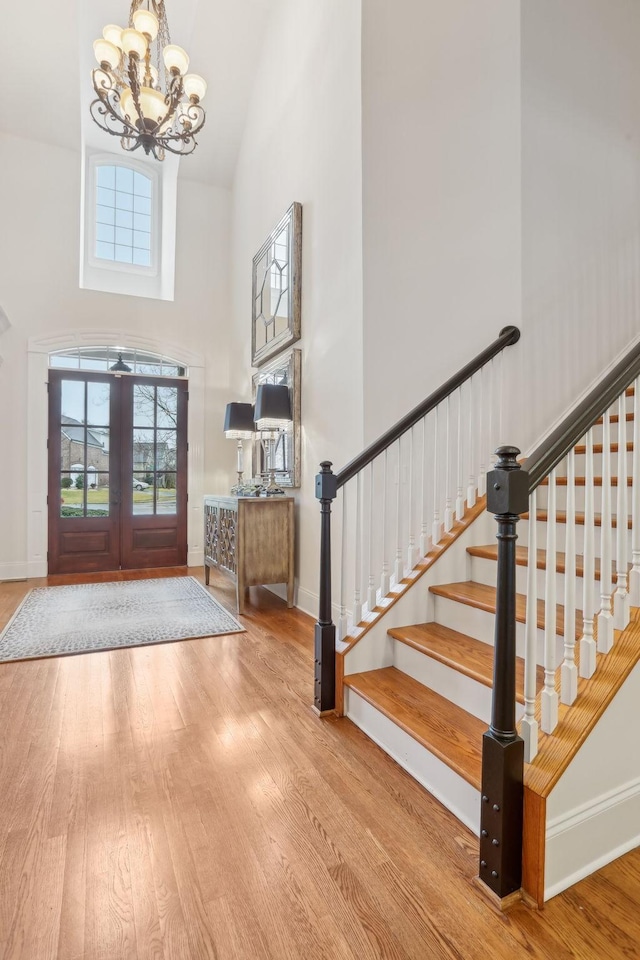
[254,384,292,430]
[223,402,255,439]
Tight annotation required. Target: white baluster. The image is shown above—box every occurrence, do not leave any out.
[444,395,454,533]
[394,439,404,583]
[420,416,429,556]
[353,472,362,626]
[367,462,377,612]
[467,376,477,508]
[408,427,418,569]
[478,367,486,497]
[561,449,577,705]
[598,408,614,653]
[541,468,559,734]
[497,350,504,448]
[630,376,640,605]
[432,406,441,544]
[614,392,630,630]
[338,488,348,642]
[522,487,539,762]
[380,448,390,597]
[456,388,465,521]
[488,357,496,464]
[580,428,597,679]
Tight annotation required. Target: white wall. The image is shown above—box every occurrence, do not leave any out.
[0,132,234,577]
[361,0,523,444]
[361,0,640,458]
[229,0,364,614]
[521,0,640,452]
[545,662,640,899]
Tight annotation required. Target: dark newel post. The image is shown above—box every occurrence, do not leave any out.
[314,461,337,713]
[479,445,529,899]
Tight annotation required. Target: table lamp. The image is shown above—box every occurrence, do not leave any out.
[254,383,292,496]
[223,402,255,494]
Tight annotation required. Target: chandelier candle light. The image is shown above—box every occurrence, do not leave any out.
[90,1,207,160]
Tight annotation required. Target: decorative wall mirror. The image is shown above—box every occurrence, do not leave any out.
[251,348,301,488]
[251,202,302,367]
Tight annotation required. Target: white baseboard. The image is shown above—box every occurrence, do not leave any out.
[295,584,318,619]
[0,561,31,582]
[187,549,204,568]
[545,776,640,900]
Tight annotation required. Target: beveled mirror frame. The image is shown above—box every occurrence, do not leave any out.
[251,202,302,367]
[251,348,301,488]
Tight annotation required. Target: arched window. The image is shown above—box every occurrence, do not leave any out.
[95,164,153,267]
[83,153,161,282]
[81,149,175,301]
[49,347,186,377]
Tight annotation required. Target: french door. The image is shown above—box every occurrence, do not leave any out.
[48,370,188,574]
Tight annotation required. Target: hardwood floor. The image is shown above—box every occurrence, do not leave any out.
[0,568,639,959]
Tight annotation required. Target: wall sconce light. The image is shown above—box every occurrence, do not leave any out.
[254,383,292,496]
[223,402,255,494]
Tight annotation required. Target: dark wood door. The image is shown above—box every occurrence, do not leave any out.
[48,371,188,574]
[120,376,188,569]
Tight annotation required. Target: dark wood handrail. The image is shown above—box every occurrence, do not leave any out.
[336,325,521,489]
[525,340,640,491]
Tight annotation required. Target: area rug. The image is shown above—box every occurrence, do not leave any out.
[0,576,245,663]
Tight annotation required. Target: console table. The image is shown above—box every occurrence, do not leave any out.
[203,495,295,614]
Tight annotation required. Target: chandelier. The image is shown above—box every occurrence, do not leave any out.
[90,1,207,161]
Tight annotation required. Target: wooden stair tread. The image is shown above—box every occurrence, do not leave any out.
[540,475,632,486]
[526,612,640,799]
[526,510,632,529]
[429,580,582,636]
[344,666,483,789]
[468,544,619,582]
[574,442,633,455]
[387,622,542,703]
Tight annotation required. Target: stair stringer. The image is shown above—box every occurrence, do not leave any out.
[342,508,495,682]
[543,658,640,901]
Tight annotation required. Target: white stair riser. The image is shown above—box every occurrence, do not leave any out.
[522,521,631,558]
[469,555,593,607]
[345,687,481,835]
[431,593,564,668]
[536,484,631,516]
[393,638,524,725]
[584,419,633,446]
[573,453,632,475]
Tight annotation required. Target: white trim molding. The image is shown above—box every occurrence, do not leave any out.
[545,776,640,900]
[27,330,206,578]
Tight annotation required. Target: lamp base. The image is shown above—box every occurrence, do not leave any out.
[230,471,244,495]
[264,471,285,496]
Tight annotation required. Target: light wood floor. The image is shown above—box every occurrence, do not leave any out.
[0,568,639,960]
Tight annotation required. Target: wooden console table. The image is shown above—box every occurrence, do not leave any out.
[203,495,295,614]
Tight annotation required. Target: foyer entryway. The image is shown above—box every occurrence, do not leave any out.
[47,368,188,573]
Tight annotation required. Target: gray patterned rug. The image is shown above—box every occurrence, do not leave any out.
[0,576,245,663]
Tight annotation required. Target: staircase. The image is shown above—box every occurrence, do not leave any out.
[315,330,640,905]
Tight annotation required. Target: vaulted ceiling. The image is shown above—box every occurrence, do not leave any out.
[0,0,273,187]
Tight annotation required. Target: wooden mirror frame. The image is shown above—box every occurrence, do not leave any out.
[251,348,301,488]
[251,203,302,367]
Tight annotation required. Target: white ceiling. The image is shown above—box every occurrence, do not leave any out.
[0,0,273,187]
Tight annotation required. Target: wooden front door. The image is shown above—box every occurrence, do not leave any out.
[48,370,188,574]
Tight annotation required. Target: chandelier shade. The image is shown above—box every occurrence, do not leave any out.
[90,0,207,161]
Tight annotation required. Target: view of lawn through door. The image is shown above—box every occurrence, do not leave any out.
[49,366,188,574]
